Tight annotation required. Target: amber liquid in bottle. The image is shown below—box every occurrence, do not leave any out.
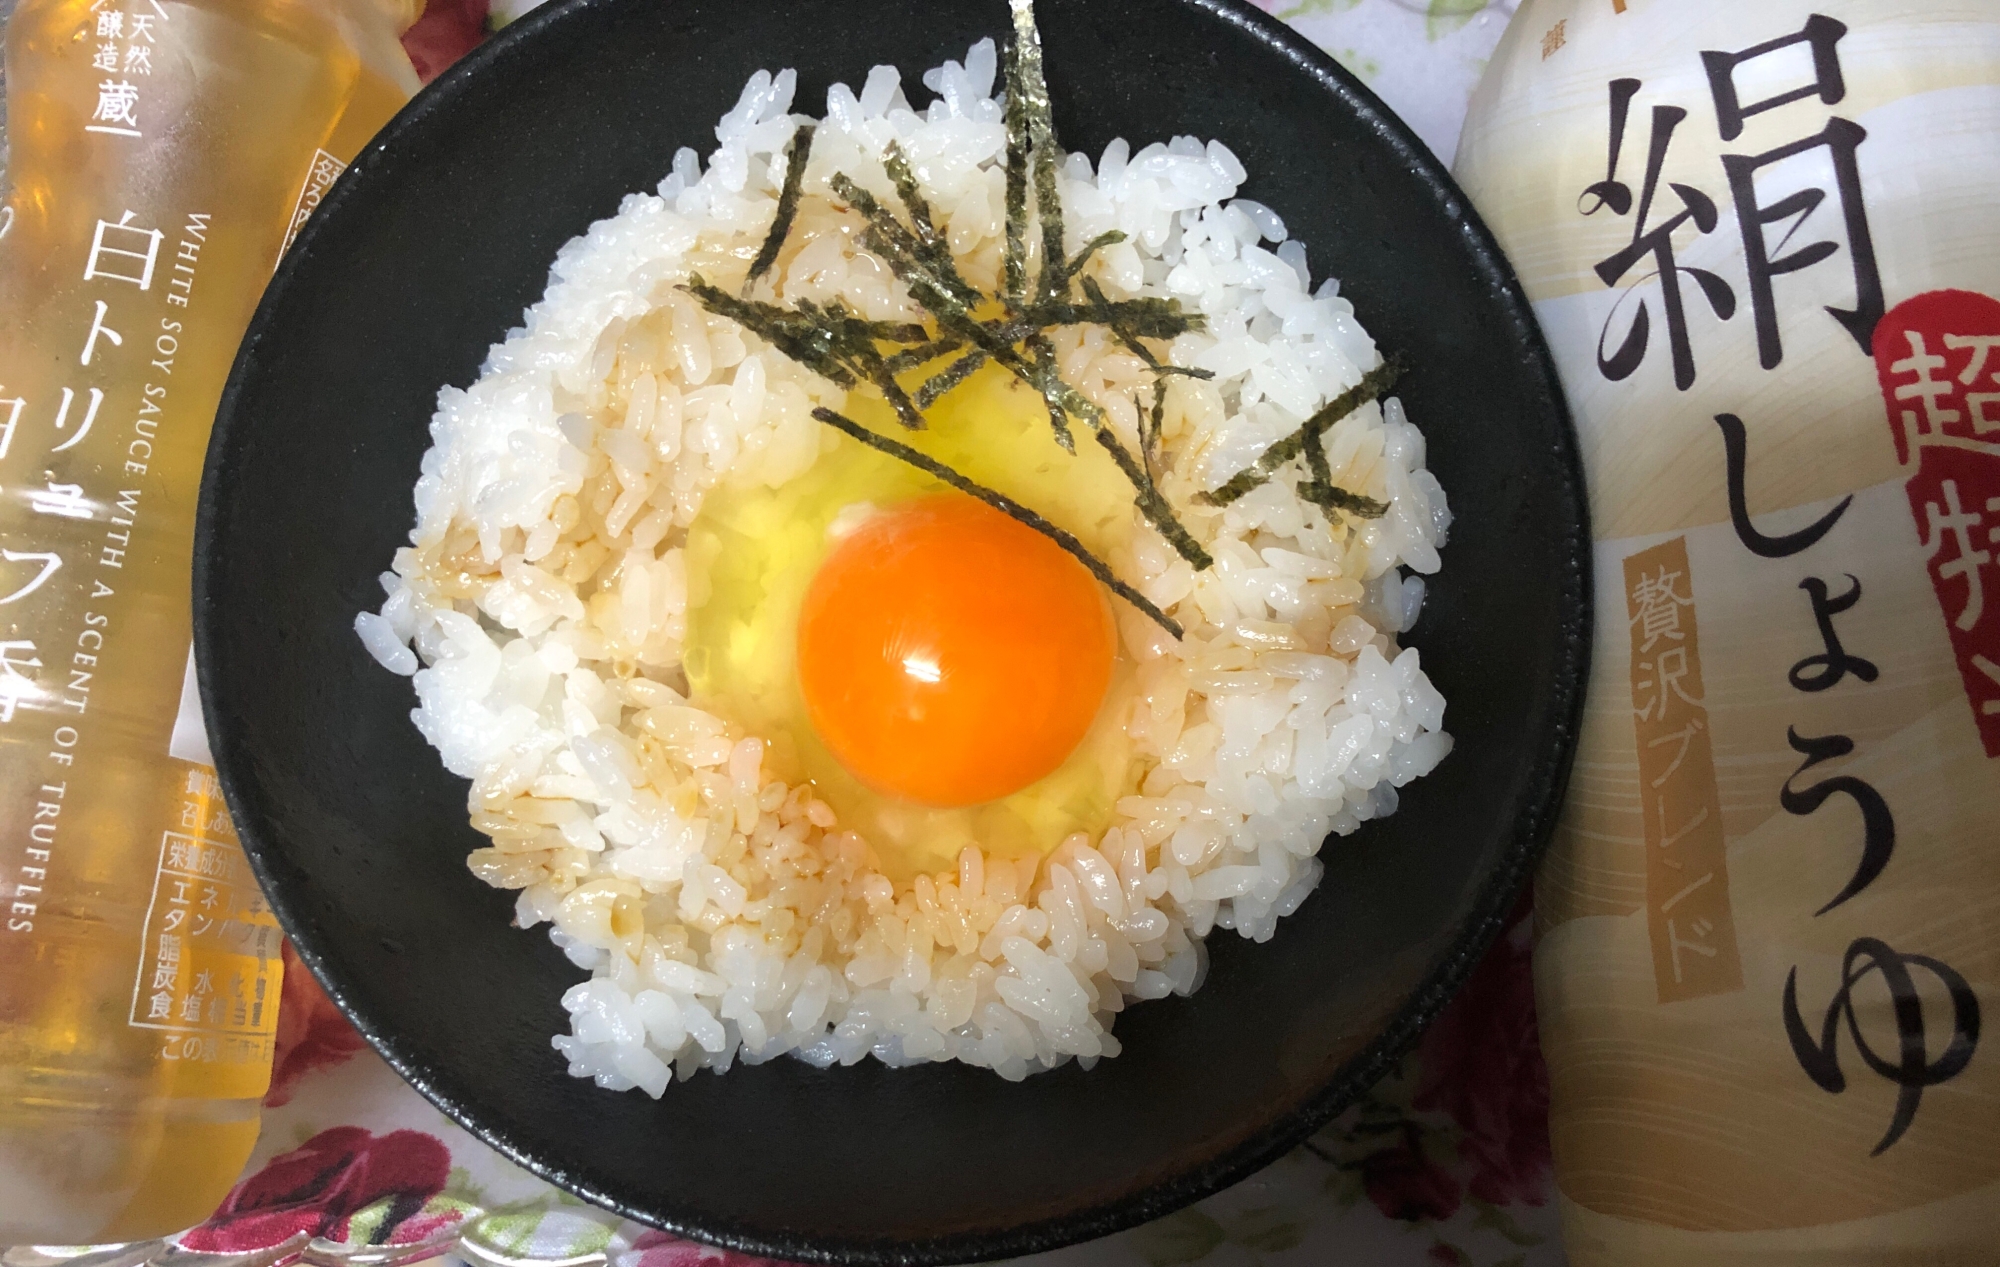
[0,0,414,1241]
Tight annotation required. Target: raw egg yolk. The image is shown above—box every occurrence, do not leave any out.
[796,494,1117,808]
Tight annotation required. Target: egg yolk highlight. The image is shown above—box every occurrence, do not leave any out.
[796,494,1117,808]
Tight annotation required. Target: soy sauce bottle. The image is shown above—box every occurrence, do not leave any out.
[0,0,416,1240]
[1455,2,2000,1261]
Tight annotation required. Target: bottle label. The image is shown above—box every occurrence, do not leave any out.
[79,1,164,140]
[1872,289,2000,756]
[1452,0,2000,1240]
[1620,535,1742,1004]
[168,644,211,765]
[278,149,348,259]
[125,766,281,1099]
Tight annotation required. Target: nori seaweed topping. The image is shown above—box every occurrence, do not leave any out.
[1089,405,1214,571]
[745,123,815,292]
[814,406,1183,639]
[1064,230,1127,285]
[1197,359,1403,517]
[1136,386,1166,485]
[1298,480,1391,519]
[683,1,1403,634]
[1025,332,1077,453]
[1001,1,1037,304]
[1081,276,1216,381]
[914,348,990,408]
[881,141,974,303]
[684,277,858,386]
[830,172,983,311]
[883,336,966,375]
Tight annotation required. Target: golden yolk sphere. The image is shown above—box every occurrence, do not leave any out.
[795,494,1117,808]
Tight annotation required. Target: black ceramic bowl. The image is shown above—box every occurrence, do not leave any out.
[194,0,1586,1261]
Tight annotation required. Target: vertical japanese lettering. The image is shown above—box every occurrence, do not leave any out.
[83,211,164,290]
[1921,480,1994,633]
[1579,78,1642,216]
[88,79,142,136]
[0,393,21,460]
[1789,574,1878,692]
[1944,334,2000,432]
[1780,727,1895,915]
[1781,937,1980,1156]
[1873,290,2000,754]
[1588,100,1737,390]
[1714,413,1852,557]
[49,387,105,454]
[1625,537,1742,1003]
[0,551,63,605]
[279,152,351,258]
[1719,119,1882,365]
[1704,16,1882,365]
[1700,14,1849,142]
[129,829,282,1068]
[0,642,43,725]
[28,480,96,521]
[80,300,124,366]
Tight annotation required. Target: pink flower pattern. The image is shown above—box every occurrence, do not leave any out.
[178,1126,454,1251]
[266,941,370,1108]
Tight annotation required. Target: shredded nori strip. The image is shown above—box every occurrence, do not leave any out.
[871,365,929,430]
[915,349,990,408]
[1000,9,1035,304]
[836,183,1210,561]
[684,277,858,386]
[1044,300,1197,340]
[814,406,1183,638]
[1065,230,1126,283]
[1136,386,1167,483]
[1091,418,1214,571]
[1003,0,1069,311]
[1197,359,1403,512]
[1293,401,1390,518]
[881,142,974,303]
[745,124,815,292]
[831,173,983,310]
[682,0,1403,622]
[1025,333,1077,453]
[883,336,965,375]
[1080,276,1215,380]
[1298,481,1391,519]
[1032,136,1067,308]
[882,143,940,250]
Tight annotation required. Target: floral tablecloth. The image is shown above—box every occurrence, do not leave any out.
[147,2,1557,1265]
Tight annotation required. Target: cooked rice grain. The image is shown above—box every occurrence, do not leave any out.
[358,41,1452,1093]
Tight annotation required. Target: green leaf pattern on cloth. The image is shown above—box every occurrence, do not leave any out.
[1251,0,1516,158]
[1425,0,1491,40]
[467,1206,617,1261]
[1276,0,1364,22]
[1130,1209,1229,1267]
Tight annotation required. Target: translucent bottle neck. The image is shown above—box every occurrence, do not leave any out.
[0,0,16,212]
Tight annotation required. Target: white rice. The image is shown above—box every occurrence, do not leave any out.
[357,39,1452,1094]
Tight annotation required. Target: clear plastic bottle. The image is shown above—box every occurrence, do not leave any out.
[0,0,416,1242]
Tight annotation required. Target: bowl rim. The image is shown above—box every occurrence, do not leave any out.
[199,0,1591,1260]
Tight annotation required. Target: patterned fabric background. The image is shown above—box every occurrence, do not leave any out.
[199,902,1554,1267]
